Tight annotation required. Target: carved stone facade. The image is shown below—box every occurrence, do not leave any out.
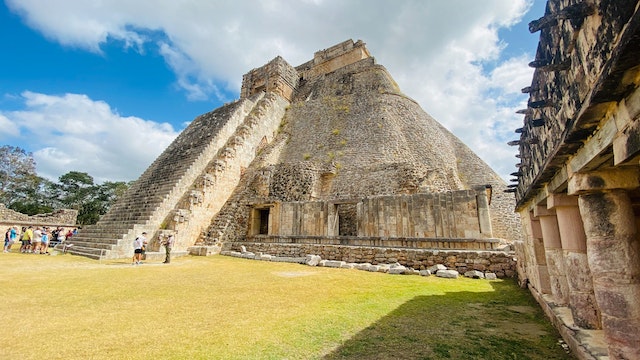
[512,1,640,358]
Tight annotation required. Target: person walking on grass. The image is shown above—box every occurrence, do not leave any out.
[31,227,42,254]
[5,226,18,252]
[20,226,32,253]
[132,232,147,265]
[3,227,13,253]
[40,227,50,254]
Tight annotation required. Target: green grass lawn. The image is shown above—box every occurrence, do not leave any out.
[0,250,573,359]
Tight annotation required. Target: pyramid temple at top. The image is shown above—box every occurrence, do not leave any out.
[70,39,521,270]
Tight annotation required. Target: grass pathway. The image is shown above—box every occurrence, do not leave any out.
[0,252,573,359]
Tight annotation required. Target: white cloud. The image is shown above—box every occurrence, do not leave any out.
[2,91,178,183]
[5,0,539,181]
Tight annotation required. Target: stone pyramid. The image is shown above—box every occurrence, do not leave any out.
[70,39,520,260]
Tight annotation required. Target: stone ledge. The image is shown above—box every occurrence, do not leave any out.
[529,287,608,360]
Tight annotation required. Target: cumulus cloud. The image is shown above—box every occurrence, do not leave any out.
[2,91,178,183]
[4,0,538,181]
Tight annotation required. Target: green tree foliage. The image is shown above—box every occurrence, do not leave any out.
[0,145,54,214]
[53,171,129,225]
[1,145,129,223]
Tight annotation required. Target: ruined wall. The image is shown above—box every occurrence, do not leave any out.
[241,56,298,101]
[357,191,492,239]
[296,39,371,80]
[229,242,516,278]
[0,203,77,229]
[251,189,492,241]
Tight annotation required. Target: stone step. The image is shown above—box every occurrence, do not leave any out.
[65,240,116,250]
[73,231,126,239]
[64,246,108,260]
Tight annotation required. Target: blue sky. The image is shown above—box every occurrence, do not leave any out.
[0,0,546,184]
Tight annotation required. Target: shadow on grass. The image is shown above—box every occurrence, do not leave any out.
[323,280,574,360]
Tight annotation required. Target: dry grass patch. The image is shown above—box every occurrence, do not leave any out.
[0,251,573,359]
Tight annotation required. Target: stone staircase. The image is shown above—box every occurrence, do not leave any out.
[163,92,290,252]
[68,92,271,259]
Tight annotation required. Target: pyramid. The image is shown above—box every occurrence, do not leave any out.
[70,39,520,261]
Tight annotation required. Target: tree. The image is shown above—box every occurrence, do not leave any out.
[0,145,130,222]
[0,145,54,214]
[54,171,130,225]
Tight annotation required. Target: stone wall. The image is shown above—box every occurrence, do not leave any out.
[241,56,298,102]
[296,39,371,80]
[246,189,492,240]
[0,203,77,229]
[227,242,516,278]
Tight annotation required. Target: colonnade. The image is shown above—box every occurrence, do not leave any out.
[519,168,640,359]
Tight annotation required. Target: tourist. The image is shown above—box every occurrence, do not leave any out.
[4,226,18,252]
[40,227,50,254]
[162,234,174,264]
[3,227,12,253]
[132,232,147,265]
[31,227,42,254]
[20,226,32,253]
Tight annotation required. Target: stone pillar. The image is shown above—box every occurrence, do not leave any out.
[524,211,552,294]
[569,169,640,359]
[476,188,493,237]
[535,206,570,305]
[548,193,601,329]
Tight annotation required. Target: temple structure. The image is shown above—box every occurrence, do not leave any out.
[511,0,640,358]
[69,39,520,275]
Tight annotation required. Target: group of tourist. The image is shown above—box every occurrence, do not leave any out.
[3,225,76,254]
[131,231,175,265]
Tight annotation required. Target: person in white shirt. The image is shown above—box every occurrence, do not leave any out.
[132,232,147,265]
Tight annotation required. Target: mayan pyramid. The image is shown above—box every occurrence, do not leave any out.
[69,39,520,260]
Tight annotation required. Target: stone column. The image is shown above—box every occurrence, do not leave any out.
[569,169,640,359]
[535,206,569,305]
[476,187,493,237]
[548,193,601,329]
[524,211,552,294]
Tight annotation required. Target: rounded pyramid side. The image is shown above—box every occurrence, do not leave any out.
[437,122,522,241]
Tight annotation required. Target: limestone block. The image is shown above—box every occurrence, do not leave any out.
[485,273,497,280]
[388,265,407,275]
[305,254,321,266]
[464,270,485,279]
[419,270,431,276]
[324,260,345,268]
[340,263,356,269]
[428,264,447,273]
[367,265,381,272]
[436,270,459,279]
[405,268,420,275]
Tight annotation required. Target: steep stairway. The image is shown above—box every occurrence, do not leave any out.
[68,93,266,259]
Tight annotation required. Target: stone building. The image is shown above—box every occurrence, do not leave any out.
[69,39,520,275]
[512,1,640,359]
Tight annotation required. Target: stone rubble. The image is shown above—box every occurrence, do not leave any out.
[221,250,498,280]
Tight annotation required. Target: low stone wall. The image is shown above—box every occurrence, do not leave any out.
[0,203,77,229]
[227,242,516,278]
[246,235,503,250]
